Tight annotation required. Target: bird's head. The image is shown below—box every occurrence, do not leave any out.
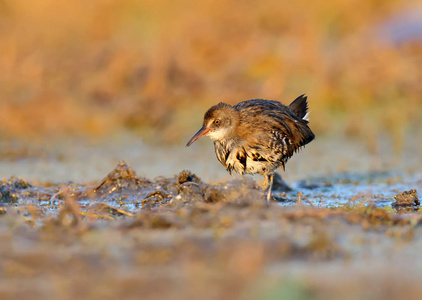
[186,102,238,147]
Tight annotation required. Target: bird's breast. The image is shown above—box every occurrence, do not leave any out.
[214,139,281,176]
[214,140,247,175]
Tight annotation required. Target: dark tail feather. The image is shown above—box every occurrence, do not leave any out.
[289,94,308,119]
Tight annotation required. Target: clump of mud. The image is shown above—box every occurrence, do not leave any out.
[85,161,268,209]
[0,177,31,204]
[0,161,270,216]
[392,189,420,213]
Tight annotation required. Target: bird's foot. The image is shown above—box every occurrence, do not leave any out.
[266,188,273,203]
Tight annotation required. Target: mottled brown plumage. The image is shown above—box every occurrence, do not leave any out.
[186,94,315,201]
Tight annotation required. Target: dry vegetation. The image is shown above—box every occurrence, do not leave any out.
[0,0,421,147]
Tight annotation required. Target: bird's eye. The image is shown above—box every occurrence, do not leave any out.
[214,119,221,125]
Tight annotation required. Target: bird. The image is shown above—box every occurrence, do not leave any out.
[186,94,315,202]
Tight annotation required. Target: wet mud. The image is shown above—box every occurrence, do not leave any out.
[1,160,422,299]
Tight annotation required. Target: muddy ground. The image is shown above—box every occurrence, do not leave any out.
[0,133,422,300]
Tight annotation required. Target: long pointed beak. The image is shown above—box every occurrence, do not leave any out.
[186,126,210,147]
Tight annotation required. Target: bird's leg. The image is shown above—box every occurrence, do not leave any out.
[265,173,274,202]
[263,174,269,191]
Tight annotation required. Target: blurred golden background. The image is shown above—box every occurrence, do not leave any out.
[0,0,421,152]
